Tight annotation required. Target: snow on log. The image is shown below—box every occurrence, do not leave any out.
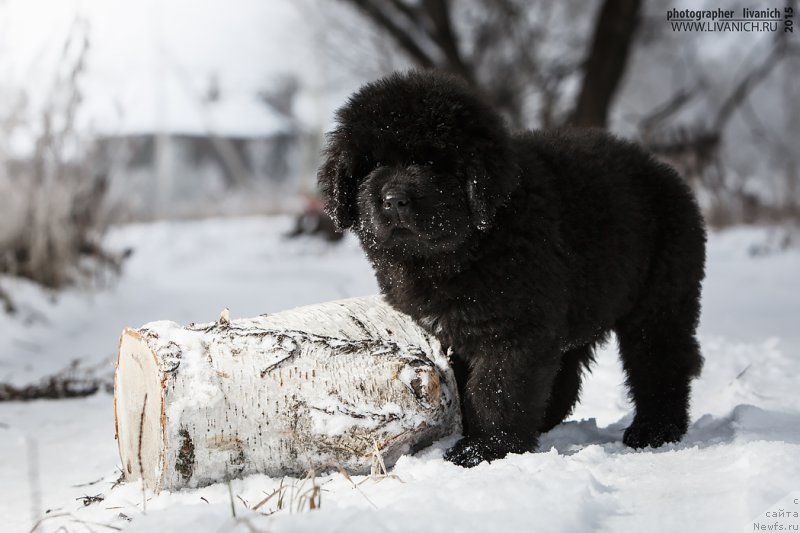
[114,296,460,492]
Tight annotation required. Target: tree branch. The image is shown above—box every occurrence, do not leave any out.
[713,41,794,132]
[637,85,696,137]
[421,0,474,82]
[344,0,437,68]
[387,0,423,28]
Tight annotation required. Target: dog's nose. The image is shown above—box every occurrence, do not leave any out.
[382,189,411,212]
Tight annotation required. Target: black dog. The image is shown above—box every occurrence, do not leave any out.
[318,70,706,467]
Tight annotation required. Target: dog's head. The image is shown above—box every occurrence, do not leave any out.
[318,70,517,258]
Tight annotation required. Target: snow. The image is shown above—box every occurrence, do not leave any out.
[1,217,799,533]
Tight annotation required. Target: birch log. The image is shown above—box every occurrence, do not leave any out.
[114,296,460,492]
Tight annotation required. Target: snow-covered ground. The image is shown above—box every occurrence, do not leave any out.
[1,217,798,533]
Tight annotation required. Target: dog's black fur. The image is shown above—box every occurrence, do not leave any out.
[318,70,706,467]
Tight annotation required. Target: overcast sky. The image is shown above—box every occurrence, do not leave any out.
[0,0,365,137]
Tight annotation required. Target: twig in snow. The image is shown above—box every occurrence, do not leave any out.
[76,494,105,506]
[110,471,124,490]
[728,364,753,386]
[72,477,105,488]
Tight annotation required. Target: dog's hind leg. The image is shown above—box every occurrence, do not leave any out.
[615,166,706,449]
[539,343,595,433]
[616,280,704,448]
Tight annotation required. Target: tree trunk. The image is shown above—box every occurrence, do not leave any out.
[114,296,459,492]
[569,0,642,128]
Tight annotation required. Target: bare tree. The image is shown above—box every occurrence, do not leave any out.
[335,0,643,128]
[635,21,800,226]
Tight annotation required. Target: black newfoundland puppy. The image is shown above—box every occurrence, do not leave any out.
[318,70,706,467]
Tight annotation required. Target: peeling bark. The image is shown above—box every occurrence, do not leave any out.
[114,296,459,492]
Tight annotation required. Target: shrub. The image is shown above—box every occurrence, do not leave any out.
[0,22,120,310]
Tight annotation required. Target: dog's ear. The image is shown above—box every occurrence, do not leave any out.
[317,137,357,230]
[466,155,518,231]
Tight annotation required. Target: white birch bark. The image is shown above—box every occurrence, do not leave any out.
[114,295,459,492]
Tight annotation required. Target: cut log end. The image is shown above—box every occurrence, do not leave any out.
[115,329,165,491]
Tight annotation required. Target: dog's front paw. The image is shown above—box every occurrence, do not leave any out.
[623,416,687,449]
[444,437,497,467]
[443,436,518,467]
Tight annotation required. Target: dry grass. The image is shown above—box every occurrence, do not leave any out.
[0,19,122,312]
[245,469,324,516]
[239,450,402,518]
